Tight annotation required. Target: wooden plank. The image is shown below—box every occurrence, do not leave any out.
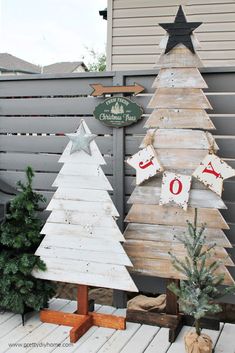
[124,240,233,266]
[36,245,132,266]
[155,47,203,68]
[215,323,235,353]
[125,205,229,229]
[140,129,218,150]
[148,88,212,110]
[32,258,138,292]
[126,149,209,170]
[124,223,232,248]
[46,199,119,217]
[128,186,227,209]
[38,233,127,255]
[114,0,235,8]
[144,327,171,353]
[152,68,207,89]
[130,257,235,285]
[59,163,107,177]
[3,299,74,353]
[0,116,112,135]
[97,322,141,353]
[52,174,113,191]
[47,210,118,228]
[119,324,160,353]
[144,109,215,130]
[53,187,113,203]
[41,222,125,242]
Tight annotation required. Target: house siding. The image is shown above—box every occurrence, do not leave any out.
[107,0,235,70]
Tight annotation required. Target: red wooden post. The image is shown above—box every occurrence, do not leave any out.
[77,284,89,315]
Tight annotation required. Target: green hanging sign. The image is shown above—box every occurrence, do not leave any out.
[93,97,143,128]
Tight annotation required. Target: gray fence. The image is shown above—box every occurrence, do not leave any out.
[0,68,235,304]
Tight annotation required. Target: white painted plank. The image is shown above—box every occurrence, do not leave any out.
[53,187,113,203]
[120,324,159,353]
[59,163,106,177]
[46,199,119,217]
[36,245,132,266]
[144,327,171,353]
[140,129,218,151]
[37,234,127,254]
[5,299,73,353]
[41,222,125,242]
[214,323,235,353]
[97,322,141,353]
[52,305,117,353]
[0,312,15,325]
[32,258,138,292]
[202,323,224,349]
[47,210,118,228]
[52,174,113,191]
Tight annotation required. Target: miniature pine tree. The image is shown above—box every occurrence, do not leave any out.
[0,166,55,316]
[168,209,235,336]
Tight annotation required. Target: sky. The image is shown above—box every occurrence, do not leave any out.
[0,0,107,67]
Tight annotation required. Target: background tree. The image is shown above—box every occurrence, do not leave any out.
[85,47,106,72]
[0,166,55,321]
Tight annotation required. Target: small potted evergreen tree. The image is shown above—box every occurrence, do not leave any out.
[168,209,235,353]
[0,166,55,323]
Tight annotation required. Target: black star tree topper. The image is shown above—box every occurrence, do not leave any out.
[159,6,202,54]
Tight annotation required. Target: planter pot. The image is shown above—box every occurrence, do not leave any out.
[184,331,213,353]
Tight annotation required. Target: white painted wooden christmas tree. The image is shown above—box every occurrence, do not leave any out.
[33,120,137,293]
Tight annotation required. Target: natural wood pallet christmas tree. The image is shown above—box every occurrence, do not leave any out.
[124,6,235,342]
[32,120,138,343]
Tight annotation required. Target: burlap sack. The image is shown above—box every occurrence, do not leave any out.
[184,331,213,353]
[127,294,166,312]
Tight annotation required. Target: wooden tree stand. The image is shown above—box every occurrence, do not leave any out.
[127,279,183,342]
[40,285,126,343]
[126,279,219,343]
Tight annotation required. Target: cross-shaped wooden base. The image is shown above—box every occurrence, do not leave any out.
[40,285,126,343]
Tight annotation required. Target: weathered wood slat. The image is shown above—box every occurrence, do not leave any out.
[148,88,212,110]
[41,222,125,242]
[124,240,234,266]
[125,205,229,229]
[140,129,218,150]
[36,245,132,266]
[52,174,113,191]
[152,68,208,89]
[114,0,235,9]
[124,223,232,248]
[128,186,226,209]
[156,47,203,68]
[32,258,138,292]
[215,323,235,353]
[59,163,106,177]
[47,210,118,228]
[0,116,112,134]
[47,199,119,217]
[129,257,235,286]
[126,147,209,170]
[144,109,215,130]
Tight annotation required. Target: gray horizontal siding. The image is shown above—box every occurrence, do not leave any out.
[109,0,235,70]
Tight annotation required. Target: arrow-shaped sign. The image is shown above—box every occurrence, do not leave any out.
[90,83,145,96]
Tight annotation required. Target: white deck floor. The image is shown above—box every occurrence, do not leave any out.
[0,298,234,353]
